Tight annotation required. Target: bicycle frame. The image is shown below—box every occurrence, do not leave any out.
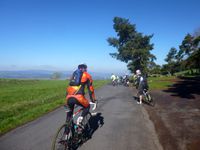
[65,102,97,123]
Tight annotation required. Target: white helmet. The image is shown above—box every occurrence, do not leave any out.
[136,69,141,75]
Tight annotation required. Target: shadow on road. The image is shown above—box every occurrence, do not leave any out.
[88,113,104,136]
[73,113,104,150]
[163,76,200,99]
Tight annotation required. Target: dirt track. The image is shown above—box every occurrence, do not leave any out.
[143,77,200,150]
[0,85,162,150]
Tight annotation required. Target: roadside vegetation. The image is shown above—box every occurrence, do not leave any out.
[0,79,108,135]
[129,75,178,90]
[107,16,199,92]
[148,76,178,90]
[108,16,199,78]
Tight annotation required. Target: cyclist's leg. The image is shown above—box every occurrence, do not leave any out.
[76,96,90,118]
[67,97,85,120]
[66,97,85,136]
[74,95,90,125]
[81,105,90,118]
[138,85,143,104]
[66,97,76,122]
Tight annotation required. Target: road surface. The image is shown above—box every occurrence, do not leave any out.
[0,85,162,150]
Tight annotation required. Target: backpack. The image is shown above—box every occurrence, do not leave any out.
[69,69,83,86]
[141,76,148,90]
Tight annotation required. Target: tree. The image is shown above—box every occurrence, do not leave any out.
[107,17,156,74]
[149,63,161,75]
[165,47,177,63]
[164,28,200,76]
[164,47,179,75]
[178,32,200,71]
[179,33,194,57]
[186,35,200,70]
[51,72,61,80]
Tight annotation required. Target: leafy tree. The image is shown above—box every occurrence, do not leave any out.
[107,17,156,74]
[186,35,200,70]
[179,33,200,71]
[164,47,179,75]
[179,34,194,57]
[51,72,61,80]
[163,28,200,76]
[149,63,161,75]
[161,64,169,75]
[165,47,177,63]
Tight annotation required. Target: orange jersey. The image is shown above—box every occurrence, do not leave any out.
[66,71,95,107]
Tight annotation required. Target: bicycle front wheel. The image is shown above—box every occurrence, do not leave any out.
[51,123,72,150]
[146,93,155,106]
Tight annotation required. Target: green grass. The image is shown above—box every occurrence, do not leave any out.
[148,76,177,90]
[0,79,109,135]
[174,69,200,77]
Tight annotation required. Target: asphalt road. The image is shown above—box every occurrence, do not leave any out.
[0,85,162,150]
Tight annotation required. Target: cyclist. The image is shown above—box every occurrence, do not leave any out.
[122,74,129,86]
[135,69,148,104]
[111,73,117,86]
[65,64,96,126]
[116,75,120,85]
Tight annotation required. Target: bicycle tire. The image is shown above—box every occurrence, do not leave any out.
[51,123,72,150]
[146,93,155,106]
[81,113,92,141]
[83,113,92,128]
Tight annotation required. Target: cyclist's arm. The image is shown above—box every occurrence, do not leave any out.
[86,74,96,102]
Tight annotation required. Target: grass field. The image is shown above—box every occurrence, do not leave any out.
[0,79,109,135]
[148,76,178,90]
[174,69,200,77]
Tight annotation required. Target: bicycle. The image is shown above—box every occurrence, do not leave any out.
[51,102,97,150]
[112,80,118,86]
[142,89,155,106]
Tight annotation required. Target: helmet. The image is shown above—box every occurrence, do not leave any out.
[136,69,141,75]
[78,63,87,69]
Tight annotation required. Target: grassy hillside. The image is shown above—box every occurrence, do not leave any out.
[148,76,178,90]
[174,69,200,77]
[0,79,108,135]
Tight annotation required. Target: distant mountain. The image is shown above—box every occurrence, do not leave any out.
[0,70,54,79]
[0,70,111,80]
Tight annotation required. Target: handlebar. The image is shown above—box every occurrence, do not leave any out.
[89,102,97,111]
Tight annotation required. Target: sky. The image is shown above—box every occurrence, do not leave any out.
[0,0,200,73]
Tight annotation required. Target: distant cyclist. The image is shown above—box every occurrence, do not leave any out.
[122,74,129,86]
[65,64,96,126]
[110,73,117,86]
[135,69,148,104]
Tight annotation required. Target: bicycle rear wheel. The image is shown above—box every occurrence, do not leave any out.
[145,93,155,106]
[51,123,72,150]
[81,113,92,140]
[83,113,92,128]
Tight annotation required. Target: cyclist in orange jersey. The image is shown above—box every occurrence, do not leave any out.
[65,64,96,124]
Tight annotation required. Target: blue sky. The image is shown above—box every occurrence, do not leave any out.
[0,0,199,73]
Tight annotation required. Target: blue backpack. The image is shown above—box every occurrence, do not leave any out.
[69,69,83,86]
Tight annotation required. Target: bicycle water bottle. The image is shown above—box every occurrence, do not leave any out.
[74,124,78,130]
